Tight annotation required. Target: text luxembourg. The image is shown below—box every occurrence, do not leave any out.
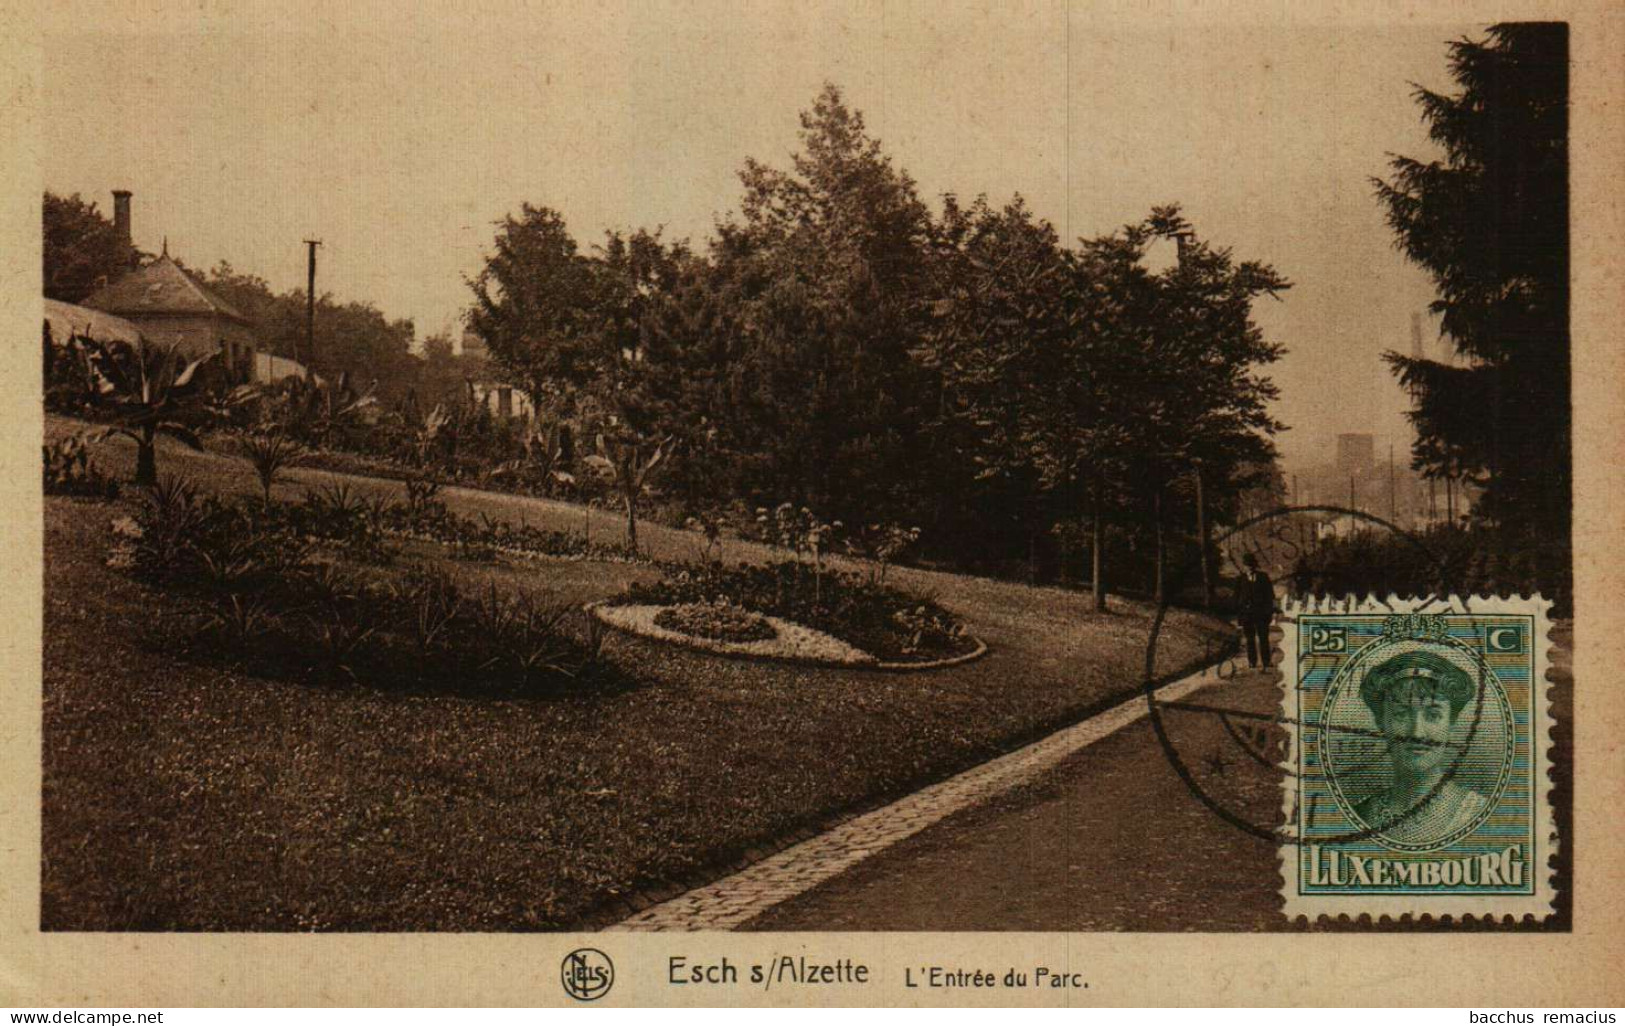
[1306,845,1526,888]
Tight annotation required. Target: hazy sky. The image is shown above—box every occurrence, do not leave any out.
[40,2,1484,472]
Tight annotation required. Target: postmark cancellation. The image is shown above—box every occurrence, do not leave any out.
[1279,595,1556,921]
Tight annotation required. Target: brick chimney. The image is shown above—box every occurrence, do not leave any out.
[112,189,132,247]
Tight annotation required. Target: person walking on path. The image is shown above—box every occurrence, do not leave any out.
[1238,553,1276,670]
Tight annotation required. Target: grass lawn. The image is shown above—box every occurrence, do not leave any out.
[42,415,1232,930]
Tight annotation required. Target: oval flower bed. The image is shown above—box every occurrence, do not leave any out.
[592,602,880,667]
[595,559,987,670]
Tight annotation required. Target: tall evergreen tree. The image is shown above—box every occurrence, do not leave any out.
[708,83,936,523]
[1375,23,1569,537]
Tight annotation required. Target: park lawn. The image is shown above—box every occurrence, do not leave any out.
[42,416,1232,930]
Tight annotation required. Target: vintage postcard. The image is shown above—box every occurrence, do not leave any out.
[3,0,1623,1009]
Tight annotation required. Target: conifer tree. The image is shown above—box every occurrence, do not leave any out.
[1375,23,1569,537]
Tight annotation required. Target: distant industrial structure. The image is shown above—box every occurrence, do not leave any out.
[1290,313,1476,535]
[1335,433,1375,480]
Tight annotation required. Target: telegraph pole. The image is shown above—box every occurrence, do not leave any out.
[303,238,323,379]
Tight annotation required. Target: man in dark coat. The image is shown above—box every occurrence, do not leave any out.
[1238,553,1275,670]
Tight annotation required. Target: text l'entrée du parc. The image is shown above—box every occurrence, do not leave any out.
[665,956,1087,992]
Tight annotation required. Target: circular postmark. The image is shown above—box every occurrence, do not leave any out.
[561,947,614,1001]
[1140,504,1493,847]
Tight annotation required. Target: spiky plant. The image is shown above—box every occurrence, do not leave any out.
[242,428,304,507]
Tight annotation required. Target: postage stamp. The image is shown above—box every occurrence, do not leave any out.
[1279,595,1555,921]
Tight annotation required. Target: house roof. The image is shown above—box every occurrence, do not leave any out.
[81,254,252,325]
[42,298,144,345]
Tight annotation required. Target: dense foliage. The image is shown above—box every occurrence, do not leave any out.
[43,192,142,304]
[108,477,623,694]
[201,263,424,404]
[1290,522,1571,615]
[467,85,1290,605]
[1375,24,1569,542]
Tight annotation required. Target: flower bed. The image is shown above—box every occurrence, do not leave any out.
[592,603,877,666]
[612,559,982,664]
[104,477,625,697]
[653,598,776,642]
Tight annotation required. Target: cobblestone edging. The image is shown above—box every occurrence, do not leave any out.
[605,661,1226,931]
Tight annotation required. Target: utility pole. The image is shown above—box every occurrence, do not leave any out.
[303,238,323,379]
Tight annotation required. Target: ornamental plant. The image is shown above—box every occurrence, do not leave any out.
[845,522,921,586]
[583,430,673,553]
[43,434,119,499]
[241,427,304,508]
[754,503,843,602]
[74,339,232,486]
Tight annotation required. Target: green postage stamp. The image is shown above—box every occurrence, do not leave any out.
[1280,595,1555,920]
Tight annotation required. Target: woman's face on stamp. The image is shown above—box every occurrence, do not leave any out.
[1378,687,1455,776]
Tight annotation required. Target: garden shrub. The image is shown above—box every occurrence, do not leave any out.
[44,435,119,499]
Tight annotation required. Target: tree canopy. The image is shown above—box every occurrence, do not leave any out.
[202,262,420,402]
[463,84,1292,599]
[43,191,142,303]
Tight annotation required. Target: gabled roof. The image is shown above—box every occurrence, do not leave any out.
[81,254,252,325]
[42,298,144,345]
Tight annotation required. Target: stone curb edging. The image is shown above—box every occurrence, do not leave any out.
[602,659,1227,932]
[585,600,988,673]
[872,638,989,672]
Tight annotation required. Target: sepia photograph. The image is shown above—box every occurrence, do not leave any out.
[8,0,1621,1010]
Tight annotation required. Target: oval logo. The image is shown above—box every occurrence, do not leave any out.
[561,948,614,1001]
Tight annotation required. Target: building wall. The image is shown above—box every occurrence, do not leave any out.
[121,314,257,384]
[470,381,535,422]
[254,351,316,385]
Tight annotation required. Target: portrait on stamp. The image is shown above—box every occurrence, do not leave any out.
[1282,601,1551,918]
[1346,650,1496,847]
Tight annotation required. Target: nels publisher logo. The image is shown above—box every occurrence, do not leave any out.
[561,948,614,1002]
